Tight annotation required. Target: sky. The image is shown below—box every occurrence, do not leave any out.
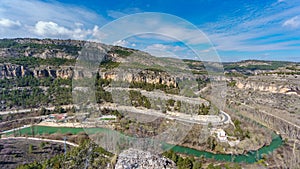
[0,0,299,62]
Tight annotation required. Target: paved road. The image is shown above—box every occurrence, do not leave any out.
[102,87,230,125]
[0,105,74,116]
[0,115,48,126]
[0,136,78,147]
[100,104,231,126]
[106,87,209,106]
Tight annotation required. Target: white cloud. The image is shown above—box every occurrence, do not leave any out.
[113,40,129,46]
[31,21,106,41]
[0,0,107,39]
[145,44,184,52]
[201,3,300,52]
[200,48,212,53]
[34,21,70,36]
[156,26,208,45]
[144,44,185,58]
[0,18,21,28]
[90,26,107,42]
[107,10,127,19]
[0,0,106,27]
[107,8,142,19]
[98,13,210,46]
[283,16,300,28]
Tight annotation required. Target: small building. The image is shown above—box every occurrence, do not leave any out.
[99,115,117,121]
[48,113,67,122]
[217,129,227,142]
[211,128,228,142]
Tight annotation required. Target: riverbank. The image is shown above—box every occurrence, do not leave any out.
[1,125,283,164]
[37,121,84,128]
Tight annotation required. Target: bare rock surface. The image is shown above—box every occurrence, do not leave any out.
[115,148,176,169]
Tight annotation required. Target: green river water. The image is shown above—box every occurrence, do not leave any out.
[2,125,283,164]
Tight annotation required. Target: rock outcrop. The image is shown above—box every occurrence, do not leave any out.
[0,64,32,78]
[101,69,178,87]
[115,148,176,169]
[234,75,300,95]
[0,63,78,79]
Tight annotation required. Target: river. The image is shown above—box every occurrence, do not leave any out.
[2,125,283,163]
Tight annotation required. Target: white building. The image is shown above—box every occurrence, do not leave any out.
[211,128,228,142]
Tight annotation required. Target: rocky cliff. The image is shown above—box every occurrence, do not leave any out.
[115,148,176,169]
[0,63,79,79]
[0,64,32,78]
[0,38,183,86]
[101,69,177,87]
[0,62,179,87]
[234,75,300,95]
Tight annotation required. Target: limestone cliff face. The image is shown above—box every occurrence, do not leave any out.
[33,67,75,79]
[0,63,78,79]
[0,63,178,88]
[235,78,300,95]
[100,69,178,87]
[0,64,32,78]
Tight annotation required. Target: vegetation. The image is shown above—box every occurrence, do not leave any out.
[174,100,181,111]
[0,77,74,109]
[228,80,237,87]
[286,66,300,71]
[99,108,123,122]
[183,59,205,71]
[100,60,120,70]
[129,90,151,109]
[0,56,76,68]
[206,136,217,151]
[163,150,202,169]
[95,74,113,103]
[167,99,175,107]
[196,78,209,90]
[145,67,165,72]
[164,150,242,169]
[108,46,133,57]
[198,103,210,115]
[224,61,290,71]
[130,81,179,94]
[28,144,33,154]
[0,76,52,89]
[0,39,81,55]
[16,140,113,169]
[232,119,250,140]
[0,87,49,108]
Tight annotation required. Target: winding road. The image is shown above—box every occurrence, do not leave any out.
[99,103,231,126]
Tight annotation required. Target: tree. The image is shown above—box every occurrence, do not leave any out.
[30,124,35,137]
[177,157,184,168]
[208,122,212,129]
[182,158,193,169]
[28,144,33,154]
[192,161,202,169]
[54,106,65,114]
[171,152,178,163]
[39,107,47,115]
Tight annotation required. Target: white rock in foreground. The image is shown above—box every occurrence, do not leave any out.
[115,148,176,169]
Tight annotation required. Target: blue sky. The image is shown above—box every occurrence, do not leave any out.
[0,0,299,62]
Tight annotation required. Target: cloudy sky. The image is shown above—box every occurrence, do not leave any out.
[0,0,299,62]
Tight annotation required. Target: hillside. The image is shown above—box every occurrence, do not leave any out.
[0,38,299,169]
